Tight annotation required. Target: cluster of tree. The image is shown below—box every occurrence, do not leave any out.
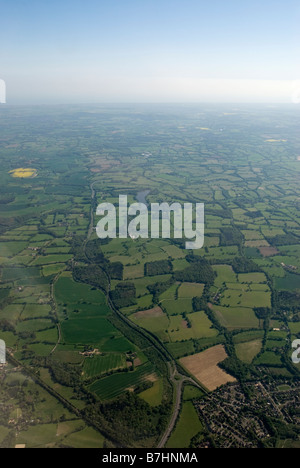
[87,239,124,279]
[0,194,15,205]
[267,232,299,246]
[245,210,263,219]
[0,289,12,310]
[110,282,136,308]
[83,392,171,446]
[0,318,15,333]
[147,278,175,303]
[38,226,58,239]
[21,349,40,362]
[108,312,171,371]
[108,262,123,281]
[46,358,81,388]
[220,227,244,246]
[192,296,207,312]
[85,239,106,263]
[0,213,32,236]
[276,291,300,314]
[18,331,36,340]
[205,207,232,219]
[144,259,173,276]
[255,308,272,331]
[71,238,123,280]
[194,335,225,354]
[134,380,153,394]
[254,307,272,320]
[232,257,260,273]
[174,256,215,286]
[190,431,216,449]
[0,431,15,449]
[204,306,224,334]
[182,312,192,328]
[260,413,300,441]
[219,355,250,381]
[73,264,109,293]
[69,235,86,261]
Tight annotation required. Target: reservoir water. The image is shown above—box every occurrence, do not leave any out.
[136,190,150,205]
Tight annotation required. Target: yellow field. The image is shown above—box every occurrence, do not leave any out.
[265,139,287,143]
[180,345,236,391]
[9,168,37,178]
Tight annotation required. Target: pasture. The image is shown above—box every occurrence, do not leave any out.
[178,282,204,298]
[235,339,263,363]
[210,304,259,330]
[168,311,218,342]
[138,378,164,406]
[55,273,108,306]
[61,317,117,345]
[166,401,203,448]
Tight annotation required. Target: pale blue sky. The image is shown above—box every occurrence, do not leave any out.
[1,0,300,103]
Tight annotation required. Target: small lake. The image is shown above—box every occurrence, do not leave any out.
[136,190,150,205]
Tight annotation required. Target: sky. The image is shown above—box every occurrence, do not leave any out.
[0,0,300,104]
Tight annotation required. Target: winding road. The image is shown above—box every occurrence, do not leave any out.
[158,362,206,447]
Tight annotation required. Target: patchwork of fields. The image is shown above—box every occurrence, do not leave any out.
[1,105,300,448]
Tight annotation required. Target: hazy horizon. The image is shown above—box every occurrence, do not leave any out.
[1,0,300,105]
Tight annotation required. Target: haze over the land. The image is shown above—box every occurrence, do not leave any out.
[1,0,300,104]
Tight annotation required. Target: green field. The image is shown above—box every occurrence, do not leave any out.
[166,341,195,359]
[22,304,52,319]
[168,311,218,342]
[254,351,283,366]
[211,305,260,330]
[61,317,117,345]
[166,401,203,448]
[213,265,237,287]
[132,274,172,296]
[235,339,263,363]
[162,298,193,315]
[1,104,300,448]
[183,385,205,401]
[238,273,268,284]
[138,378,164,406]
[275,273,300,292]
[55,273,107,305]
[83,354,126,377]
[62,426,104,448]
[89,362,155,400]
[221,289,271,309]
[130,310,169,342]
[178,283,204,298]
[233,330,265,344]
